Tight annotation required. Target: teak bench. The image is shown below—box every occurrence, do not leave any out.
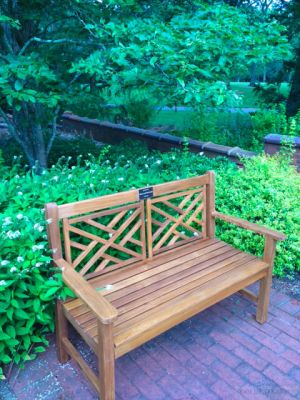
[45,172,286,400]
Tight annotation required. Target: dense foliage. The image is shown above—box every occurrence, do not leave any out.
[0,0,290,167]
[0,142,299,378]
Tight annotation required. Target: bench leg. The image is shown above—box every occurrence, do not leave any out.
[55,300,70,363]
[256,272,272,324]
[98,322,115,400]
[256,236,276,324]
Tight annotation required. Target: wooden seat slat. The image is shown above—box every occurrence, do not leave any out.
[46,172,285,399]
[63,242,235,324]
[113,260,268,357]
[78,252,254,337]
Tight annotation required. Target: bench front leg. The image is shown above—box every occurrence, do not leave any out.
[98,321,115,400]
[256,236,277,324]
[55,300,70,363]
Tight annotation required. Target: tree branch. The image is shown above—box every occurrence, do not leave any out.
[19,37,104,56]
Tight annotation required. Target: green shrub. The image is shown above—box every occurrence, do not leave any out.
[0,141,299,378]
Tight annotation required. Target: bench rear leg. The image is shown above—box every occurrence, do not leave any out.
[98,322,115,400]
[256,236,276,324]
[55,300,70,363]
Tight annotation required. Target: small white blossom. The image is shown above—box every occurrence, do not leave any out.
[10,267,17,273]
[118,177,124,181]
[34,223,44,232]
[16,213,24,220]
[35,262,43,267]
[0,260,9,266]
[156,160,161,165]
[101,179,109,183]
[3,217,12,226]
[0,280,6,286]
[52,176,59,182]
[108,233,113,238]
[193,232,199,237]
[46,218,53,225]
[32,244,45,251]
[90,183,94,188]
[6,230,21,239]
[17,192,23,196]
[17,256,24,263]
[145,164,149,168]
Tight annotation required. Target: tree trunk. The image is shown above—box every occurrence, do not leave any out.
[286,48,300,117]
[9,104,52,172]
[249,63,257,87]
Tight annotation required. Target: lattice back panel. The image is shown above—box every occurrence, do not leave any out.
[62,202,146,277]
[147,186,206,256]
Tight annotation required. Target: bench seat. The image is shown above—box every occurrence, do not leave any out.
[63,238,268,358]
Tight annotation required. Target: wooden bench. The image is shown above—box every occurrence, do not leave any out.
[45,172,286,400]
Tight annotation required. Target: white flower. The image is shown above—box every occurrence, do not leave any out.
[34,223,44,232]
[145,164,149,168]
[118,177,124,181]
[90,183,94,188]
[6,230,21,239]
[35,262,43,267]
[17,256,24,263]
[108,233,113,238]
[17,192,23,196]
[198,152,204,156]
[46,218,53,225]
[156,160,161,165]
[0,280,6,286]
[3,217,12,226]
[0,260,9,266]
[52,176,59,182]
[193,232,199,237]
[16,213,24,220]
[42,170,47,175]
[32,244,45,251]
[101,179,108,183]
[10,267,17,273]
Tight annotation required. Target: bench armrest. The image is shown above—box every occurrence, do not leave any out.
[212,211,286,241]
[54,258,118,324]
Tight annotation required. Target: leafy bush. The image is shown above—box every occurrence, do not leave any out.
[183,106,300,152]
[0,140,299,378]
[0,134,103,168]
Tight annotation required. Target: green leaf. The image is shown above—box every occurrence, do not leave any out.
[150,57,157,67]
[14,80,23,91]
[34,346,45,353]
[6,325,16,338]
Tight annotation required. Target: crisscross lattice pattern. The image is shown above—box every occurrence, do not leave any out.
[63,203,146,277]
[147,187,205,255]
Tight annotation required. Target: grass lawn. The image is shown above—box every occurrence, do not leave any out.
[149,82,290,130]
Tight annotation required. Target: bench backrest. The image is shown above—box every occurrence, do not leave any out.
[45,172,215,279]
